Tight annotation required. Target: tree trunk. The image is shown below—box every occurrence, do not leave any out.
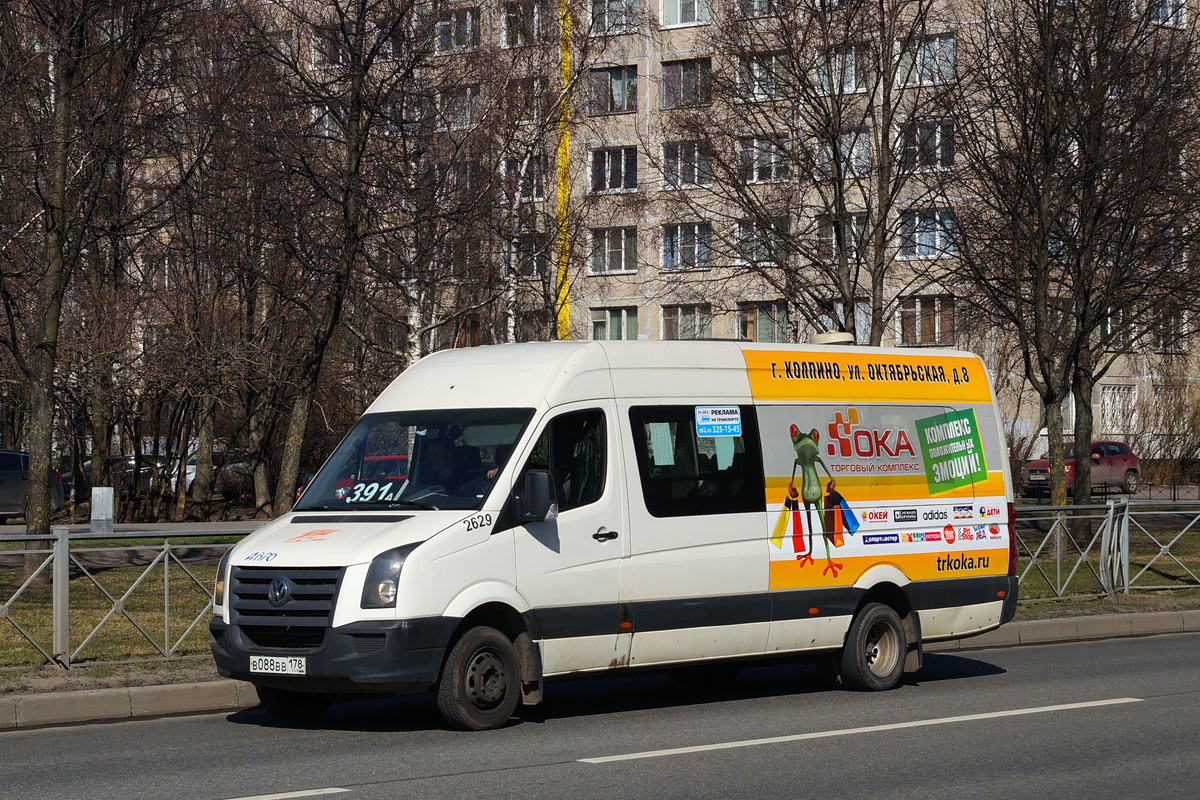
[191,396,215,510]
[273,387,315,516]
[1073,361,1097,505]
[246,394,273,518]
[1045,396,1069,506]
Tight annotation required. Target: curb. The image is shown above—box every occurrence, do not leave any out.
[3,610,1200,732]
[0,680,260,732]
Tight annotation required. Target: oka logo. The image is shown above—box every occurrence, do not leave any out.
[828,408,917,459]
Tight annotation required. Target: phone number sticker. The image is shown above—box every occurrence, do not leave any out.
[695,406,742,437]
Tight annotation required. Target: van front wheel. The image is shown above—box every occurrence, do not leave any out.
[840,603,906,691]
[437,626,520,731]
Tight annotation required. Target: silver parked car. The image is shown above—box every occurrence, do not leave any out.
[0,450,65,524]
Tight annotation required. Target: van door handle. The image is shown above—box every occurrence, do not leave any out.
[593,529,619,542]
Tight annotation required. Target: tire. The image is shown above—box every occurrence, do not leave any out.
[436,626,521,731]
[1123,470,1139,494]
[0,516,7,525]
[840,603,907,691]
[256,686,332,723]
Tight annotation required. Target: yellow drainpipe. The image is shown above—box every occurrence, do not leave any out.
[554,0,571,339]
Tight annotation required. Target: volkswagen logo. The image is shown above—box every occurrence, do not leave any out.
[267,577,291,607]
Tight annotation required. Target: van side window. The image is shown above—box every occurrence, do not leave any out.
[518,409,607,513]
[629,405,765,518]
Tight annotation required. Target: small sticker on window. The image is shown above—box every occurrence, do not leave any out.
[695,406,741,437]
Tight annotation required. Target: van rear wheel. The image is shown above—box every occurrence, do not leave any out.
[436,626,520,731]
[840,603,906,691]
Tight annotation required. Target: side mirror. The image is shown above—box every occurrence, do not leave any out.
[1091,453,1101,463]
[518,469,558,523]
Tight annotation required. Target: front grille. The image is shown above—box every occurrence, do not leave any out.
[241,624,326,650]
[230,566,343,651]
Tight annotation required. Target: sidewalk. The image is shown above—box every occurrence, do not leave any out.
[3,608,1198,732]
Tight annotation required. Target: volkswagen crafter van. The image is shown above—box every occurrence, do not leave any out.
[210,341,1019,729]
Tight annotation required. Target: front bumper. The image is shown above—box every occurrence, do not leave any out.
[210,616,457,694]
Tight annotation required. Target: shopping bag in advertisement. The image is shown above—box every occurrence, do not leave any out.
[840,499,860,535]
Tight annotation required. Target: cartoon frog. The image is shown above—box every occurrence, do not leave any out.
[787,425,842,577]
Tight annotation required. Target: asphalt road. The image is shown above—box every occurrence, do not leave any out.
[3,634,1199,800]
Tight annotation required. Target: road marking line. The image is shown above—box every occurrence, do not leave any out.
[579,697,1143,764]
[220,789,349,800]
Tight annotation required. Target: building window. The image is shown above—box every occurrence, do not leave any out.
[437,86,480,130]
[817,213,868,261]
[591,227,638,273]
[662,222,712,269]
[661,58,711,109]
[662,140,711,187]
[1102,307,1131,351]
[1153,307,1186,353]
[503,0,545,47]
[507,76,546,124]
[312,104,338,137]
[738,52,789,101]
[589,65,638,114]
[899,295,955,346]
[434,7,480,53]
[900,119,954,171]
[737,301,789,342]
[738,136,790,183]
[661,0,710,27]
[504,232,547,277]
[900,33,955,86]
[818,130,870,179]
[898,208,955,258]
[1100,385,1137,434]
[738,0,775,17]
[592,0,637,34]
[663,304,712,339]
[591,146,637,192]
[312,27,347,68]
[592,306,639,340]
[816,46,863,94]
[502,155,546,201]
[1151,0,1185,26]
[736,218,788,265]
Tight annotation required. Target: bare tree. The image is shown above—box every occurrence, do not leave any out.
[942,0,1200,504]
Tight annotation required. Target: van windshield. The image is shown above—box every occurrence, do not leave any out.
[295,408,535,512]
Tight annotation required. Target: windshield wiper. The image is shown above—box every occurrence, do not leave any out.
[379,499,440,511]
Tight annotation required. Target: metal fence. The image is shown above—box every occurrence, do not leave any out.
[0,527,246,669]
[1014,500,1200,601]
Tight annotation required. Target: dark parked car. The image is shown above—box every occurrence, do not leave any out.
[0,450,65,523]
[1020,441,1140,497]
[61,454,169,500]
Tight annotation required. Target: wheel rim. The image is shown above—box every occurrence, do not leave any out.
[464,646,507,711]
[1127,473,1139,493]
[864,620,900,677]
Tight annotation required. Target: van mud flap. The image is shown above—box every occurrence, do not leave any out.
[902,610,924,672]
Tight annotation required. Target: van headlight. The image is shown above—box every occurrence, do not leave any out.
[361,543,420,609]
[214,550,231,610]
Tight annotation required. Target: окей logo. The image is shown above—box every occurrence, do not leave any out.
[827,408,916,459]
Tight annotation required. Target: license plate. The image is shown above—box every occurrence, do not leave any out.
[1028,474,1046,482]
[250,655,306,675]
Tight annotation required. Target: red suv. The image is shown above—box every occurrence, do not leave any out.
[1020,441,1140,497]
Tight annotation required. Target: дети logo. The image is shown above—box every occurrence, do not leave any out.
[894,509,918,522]
[979,506,1002,518]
